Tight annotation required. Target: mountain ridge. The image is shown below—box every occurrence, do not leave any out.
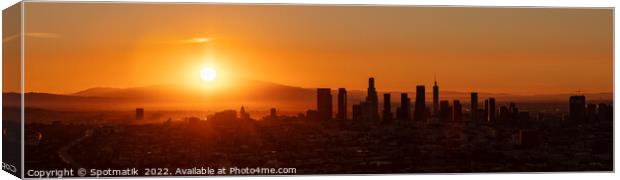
[3,78,612,111]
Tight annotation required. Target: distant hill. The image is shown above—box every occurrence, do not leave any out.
[73,87,123,97]
[5,78,317,111]
[70,79,317,104]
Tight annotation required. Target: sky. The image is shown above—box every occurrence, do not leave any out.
[5,2,613,95]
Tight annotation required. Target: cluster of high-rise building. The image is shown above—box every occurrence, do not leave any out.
[313,77,467,122]
[309,77,611,123]
[469,95,498,122]
[569,95,613,122]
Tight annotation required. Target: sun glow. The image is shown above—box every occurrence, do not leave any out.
[199,67,217,82]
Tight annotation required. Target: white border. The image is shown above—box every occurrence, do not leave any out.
[0,1,617,180]
[13,0,619,7]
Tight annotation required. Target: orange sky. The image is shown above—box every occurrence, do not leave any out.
[6,3,613,95]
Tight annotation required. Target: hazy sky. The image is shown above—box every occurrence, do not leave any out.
[10,3,613,95]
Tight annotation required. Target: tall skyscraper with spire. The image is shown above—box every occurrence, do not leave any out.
[433,78,439,116]
[366,77,379,120]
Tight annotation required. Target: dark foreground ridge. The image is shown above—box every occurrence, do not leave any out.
[21,104,613,176]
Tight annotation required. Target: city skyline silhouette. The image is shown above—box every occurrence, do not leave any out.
[2,2,613,177]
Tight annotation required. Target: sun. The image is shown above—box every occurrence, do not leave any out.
[199,67,217,82]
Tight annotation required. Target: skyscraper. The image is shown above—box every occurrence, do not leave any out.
[337,88,347,120]
[359,101,371,121]
[499,106,509,121]
[597,103,612,122]
[383,93,393,121]
[352,104,361,121]
[470,92,478,121]
[569,95,586,121]
[509,102,519,120]
[366,77,379,120]
[488,98,496,122]
[397,93,411,120]
[484,99,489,121]
[453,100,462,121]
[414,85,426,121]
[439,100,450,121]
[433,80,439,116]
[317,88,332,120]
